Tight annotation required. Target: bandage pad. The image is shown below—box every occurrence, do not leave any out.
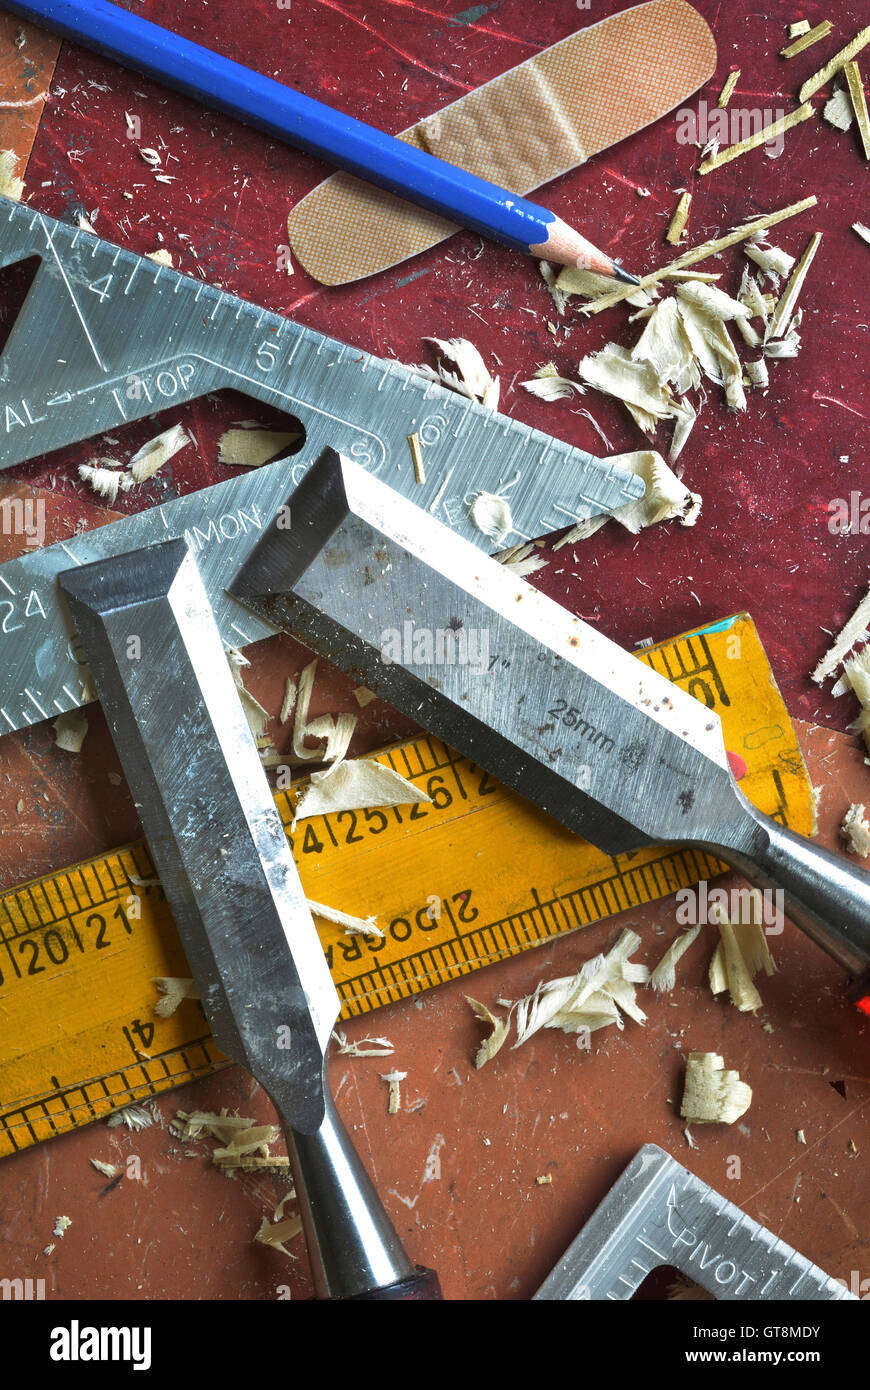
[287,0,716,285]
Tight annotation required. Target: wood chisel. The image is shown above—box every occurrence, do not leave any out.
[534,1144,855,1301]
[0,615,817,1158]
[58,538,442,1301]
[230,448,870,1008]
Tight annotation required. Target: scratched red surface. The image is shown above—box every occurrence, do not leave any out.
[0,0,869,1303]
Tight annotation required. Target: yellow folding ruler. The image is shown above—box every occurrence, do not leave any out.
[0,614,814,1157]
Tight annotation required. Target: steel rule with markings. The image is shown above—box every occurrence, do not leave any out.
[0,193,643,514]
[0,614,815,1157]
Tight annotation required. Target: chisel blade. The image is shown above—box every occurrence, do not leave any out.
[231,449,739,854]
[59,538,339,1133]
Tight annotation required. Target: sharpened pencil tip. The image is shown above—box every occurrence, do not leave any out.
[611,263,642,286]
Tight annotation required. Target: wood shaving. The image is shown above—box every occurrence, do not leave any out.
[78,461,135,503]
[649,925,701,993]
[0,149,24,200]
[218,427,299,468]
[708,900,776,1013]
[745,237,796,283]
[854,222,870,244]
[796,1128,807,1144]
[146,248,173,267]
[738,265,771,319]
[676,281,750,322]
[255,1213,303,1254]
[698,103,814,174]
[554,451,701,546]
[307,898,383,939]
[470,490,513,543]
[744,358,769,389]
[841,804,870,857]
[292,757,430,824]
[227,647,271,739]
[823,87,855,130]
[53,1215,72,1238]
[407,431,425,484]
[788,20,811,39]
[466,996,510,1069]
[717,70,740,106]
[577,197,816,315]
[285,658,357,767]
[510,929,647,1050]
[332,1030,394,1057]
[666,191,692,244]
[173,1109,258,1144]
[138,147,162,167]
[495,540,549,577]
[381,1070,407,1115]
[153,977,199,1017]
[799,26,870,103]
[844,62,870,158]
[781,19,833,57]
[353,686,376,708]
[520,363,584,401]
[535,1174,553,1185]
[811,584,870,683]
[53,709,88,754]
[676,296,746,411]
[555,264,656,309]
[212,1124,279,1165]
[763,330,802,358]
[764,232,821,342]
[279,677,297,724]
[681,1052,752,1124]
[418,337,500,408]
[539,261,568,316]
[837,648,870,753]
[90,1159,119,1178]
[577,343,677,434]
[129,424,190,482]
[106,1104,153,1131]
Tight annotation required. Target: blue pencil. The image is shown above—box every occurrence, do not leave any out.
[4,0,639,282]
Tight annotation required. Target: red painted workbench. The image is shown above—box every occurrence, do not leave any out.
[0,0,868,1305]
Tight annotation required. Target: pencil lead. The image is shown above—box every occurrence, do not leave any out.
[611,262,642,286]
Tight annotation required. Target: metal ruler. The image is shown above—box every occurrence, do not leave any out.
[534,1144,853,1300]
[0,614,815,1157]
[0,193,642,506]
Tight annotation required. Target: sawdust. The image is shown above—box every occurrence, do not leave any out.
[307,898,383,939]
[717,71,740,107]
[495,540,549,578]
[520,362,584,401]
[90,1159,119,1178]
